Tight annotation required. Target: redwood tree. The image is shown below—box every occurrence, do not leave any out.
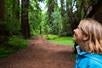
[21,0,30,38]
[0,0,6,43]
[0,0,5,22]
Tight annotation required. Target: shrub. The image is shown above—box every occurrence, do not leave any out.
[43,34,59,40]
[7,36,28,49]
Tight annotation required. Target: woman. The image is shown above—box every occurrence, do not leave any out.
[73,18,102,68]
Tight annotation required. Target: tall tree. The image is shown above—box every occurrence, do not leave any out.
[0,0,5,22]
[21,0,30,38]
[47,0,55,33]
[15,0,20,21]
[86,0,102,23]
[0,0,6,43]
[12,0,20,21]
[60,0,65,17]
[65,0,78,35]
[60,0,70,35]
[66,0,92,31]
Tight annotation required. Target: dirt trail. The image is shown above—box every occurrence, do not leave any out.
[0,37,75,68]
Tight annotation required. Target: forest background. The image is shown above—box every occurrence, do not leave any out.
[0,0,101,57]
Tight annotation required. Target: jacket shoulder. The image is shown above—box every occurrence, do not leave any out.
[85,54,102,68]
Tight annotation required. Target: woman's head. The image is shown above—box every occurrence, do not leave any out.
[73,18,102,53]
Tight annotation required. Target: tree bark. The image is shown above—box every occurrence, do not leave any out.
[0,0,5,22]
[21,0,30,38]
[86,0,102,23]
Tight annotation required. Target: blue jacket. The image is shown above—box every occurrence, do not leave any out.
[75,46,102,68]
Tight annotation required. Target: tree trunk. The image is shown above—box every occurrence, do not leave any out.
[21,0,30,38]
[0,0,5,22]
[16,0,20,20]
[0,0,7,43]
[86,0,102,23]
[47,0,55,33]
[60,0,65,17]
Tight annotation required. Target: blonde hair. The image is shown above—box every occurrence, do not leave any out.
[78,18,102,53]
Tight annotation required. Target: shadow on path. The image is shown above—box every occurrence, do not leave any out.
[0,37,75,68]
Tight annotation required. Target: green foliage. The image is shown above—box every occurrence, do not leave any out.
[40,13,51,34]
[0,47,14,58]
[48,36,74,46]
[43,34,59,40]
[4,21,20,35]
[29,0,42,35]
[5,0,20,35]
[0,36,28,58]
[29,0,73,36]
[0,35,28,58]
[4,0,95,37]
[50,9,63,34]
[7,36,28,49]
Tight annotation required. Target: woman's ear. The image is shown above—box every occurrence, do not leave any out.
[83,34,88,41]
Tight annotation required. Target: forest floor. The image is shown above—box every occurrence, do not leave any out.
[0,37,75,68]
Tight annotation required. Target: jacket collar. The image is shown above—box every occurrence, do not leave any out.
[76,45,102,59]
[76,45,88,55]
